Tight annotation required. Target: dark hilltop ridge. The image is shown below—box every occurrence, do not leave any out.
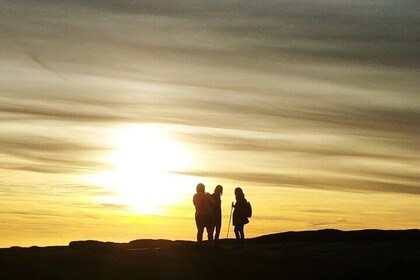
[1,229,419,280]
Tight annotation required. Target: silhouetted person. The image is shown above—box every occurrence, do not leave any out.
[211,185,223,240]
[193,183,215,242]
[232,187,249,240]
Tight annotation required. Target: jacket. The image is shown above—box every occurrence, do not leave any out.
[193,192,215,216]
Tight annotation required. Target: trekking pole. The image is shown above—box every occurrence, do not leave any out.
[227,202,233,238]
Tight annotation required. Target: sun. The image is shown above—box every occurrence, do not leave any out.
[91,124,196,214]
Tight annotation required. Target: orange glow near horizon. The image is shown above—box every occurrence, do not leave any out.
[1,0,419,249]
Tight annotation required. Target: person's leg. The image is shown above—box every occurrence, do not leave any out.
[197,226,204,242]
[215,223,221,240]
[235,224,244,240]
[207,225,214,241]
[234,226,240,239]
[213,216,221,240]
[239,225,245,239]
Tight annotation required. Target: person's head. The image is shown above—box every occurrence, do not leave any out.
[214,185,223,196]
[234,187,245,200]
[196,183,205,193]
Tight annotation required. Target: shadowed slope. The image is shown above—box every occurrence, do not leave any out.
[1,229,419,280]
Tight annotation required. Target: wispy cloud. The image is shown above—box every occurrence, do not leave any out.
[0,0,418,188]
[0,133,111,173]
[178,171,420,195]
[0,0,419,244]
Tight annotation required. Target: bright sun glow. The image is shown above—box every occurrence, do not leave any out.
[90,124,197,214]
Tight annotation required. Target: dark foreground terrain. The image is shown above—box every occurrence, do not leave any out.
[1,229,419,280]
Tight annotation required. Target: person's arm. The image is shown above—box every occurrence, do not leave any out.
[206,193,216,205]
[193,194,198,208]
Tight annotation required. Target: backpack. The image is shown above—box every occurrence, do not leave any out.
[246,201,252,218]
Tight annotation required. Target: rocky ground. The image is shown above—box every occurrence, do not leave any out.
[1,229,419,279]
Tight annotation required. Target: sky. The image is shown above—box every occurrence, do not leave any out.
[0,0,419,247]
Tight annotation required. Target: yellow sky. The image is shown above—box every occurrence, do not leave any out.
[0,0,419,247]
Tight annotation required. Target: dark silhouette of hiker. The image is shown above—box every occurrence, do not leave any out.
[193,183,215,242]
[232,187,249,240]
[211,185,223,240]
